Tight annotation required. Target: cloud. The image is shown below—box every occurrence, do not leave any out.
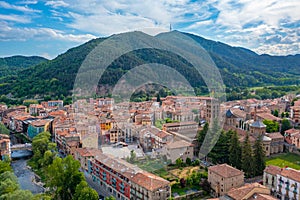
[0,1,40,12]
[1,0,299,56]
[0,14,31,23]
[45,0,69,8]
[182,0,300,55]
[0,22,96,42]
[61,0,212,36]
[17,0,38,5]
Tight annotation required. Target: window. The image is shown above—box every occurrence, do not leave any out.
[112,178,116,188]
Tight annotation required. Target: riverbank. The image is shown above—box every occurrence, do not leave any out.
[11,158,44,194]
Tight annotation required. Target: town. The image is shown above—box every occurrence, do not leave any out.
[1,94,300,200]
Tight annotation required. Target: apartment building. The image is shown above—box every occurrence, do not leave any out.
[88,153,171,200]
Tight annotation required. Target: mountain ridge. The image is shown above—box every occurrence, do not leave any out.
[0,31,299,99]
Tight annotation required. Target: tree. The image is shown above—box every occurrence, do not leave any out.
[281,112,285,118]
[0,172,19,196]
[185,157,192,166]
[0,160,12,174]
[197,122,209,152]
[0,122,10,135]
[32,193,52,200]
[241,134,255,178]
[176,158,183,167]
[263,120,279,133]
[229,131,242,169]
[186,177,193,186]
[74,181,98,200]
[273,109,279,117]
[192,159,200,166]
[253,136,266,176]
[200,179,211,193]
[180,178,186,188]
[31,131,56,169]
[281,119,292,134]
[156,93,161,103]
[285,112,289,118]
[45,155,85,200]
[208,130,232,164]
[105,197,116,200]
[2,189,33,200]
[194,115,199,123]
[129,150,136,163]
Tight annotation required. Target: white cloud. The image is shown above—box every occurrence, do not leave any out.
[0,23,96,42]
[0,14,31,23]
[1,0,299,56]
[182,0,300,55]
[17,0,38,5]
[59,0,211,36]
[0,1,40,12]
[45,0,69,8]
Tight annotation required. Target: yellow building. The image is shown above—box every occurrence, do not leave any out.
[100,119,112,130]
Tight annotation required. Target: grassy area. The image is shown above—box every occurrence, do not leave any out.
[266,153,300,170]
[135,158,168,173]
[172,185,201,196]
[169,166,202,179]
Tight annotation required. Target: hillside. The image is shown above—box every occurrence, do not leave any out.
[0,31,299,99]
[0,56,47,79]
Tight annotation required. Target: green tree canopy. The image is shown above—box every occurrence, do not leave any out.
[229,130,242,169]
[0,172,19,196]
[0,160,12,174]
[1,189,33,200]
[32,193,52,200]
[176,158,183,167]
[281,119,292,134]
[263,119,279,133]
[105,197,116,200]
[253,136,266,176]
[208,130,232,164]
[74,181,98,200]
[241,134,255,178]
[45,155,84,200]
[198,123,209,148]
[30,131,56,169]
[0,122,10,135]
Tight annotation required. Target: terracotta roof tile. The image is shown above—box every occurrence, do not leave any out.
[265,132,284,140]
[209,164,244,178]
[280,167,300,182]
[227,183,269,200]
[166,140,193,149]
[264,165,281,175]
[131,172,170,191]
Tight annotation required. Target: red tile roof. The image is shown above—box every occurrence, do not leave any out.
[227,183,269,200]
[131,172,170,191]
[280,167,300,182]
[209,164,244,178]
[264,165,281,175]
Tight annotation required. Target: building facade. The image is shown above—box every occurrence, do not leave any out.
[88,153,170,200]
[208,164,244,197]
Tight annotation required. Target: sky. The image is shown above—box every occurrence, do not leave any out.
[0,0,299,59]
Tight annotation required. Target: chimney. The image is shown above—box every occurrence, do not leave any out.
[254,106,257,121]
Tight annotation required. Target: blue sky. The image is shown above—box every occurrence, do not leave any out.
[0,0,299,59]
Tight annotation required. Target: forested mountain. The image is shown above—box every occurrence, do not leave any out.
[0,56,47,78]
[0,31,299,99]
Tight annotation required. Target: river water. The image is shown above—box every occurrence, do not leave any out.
[11,158,44,194]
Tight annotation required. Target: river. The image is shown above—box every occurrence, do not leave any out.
[11,157,44,194]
